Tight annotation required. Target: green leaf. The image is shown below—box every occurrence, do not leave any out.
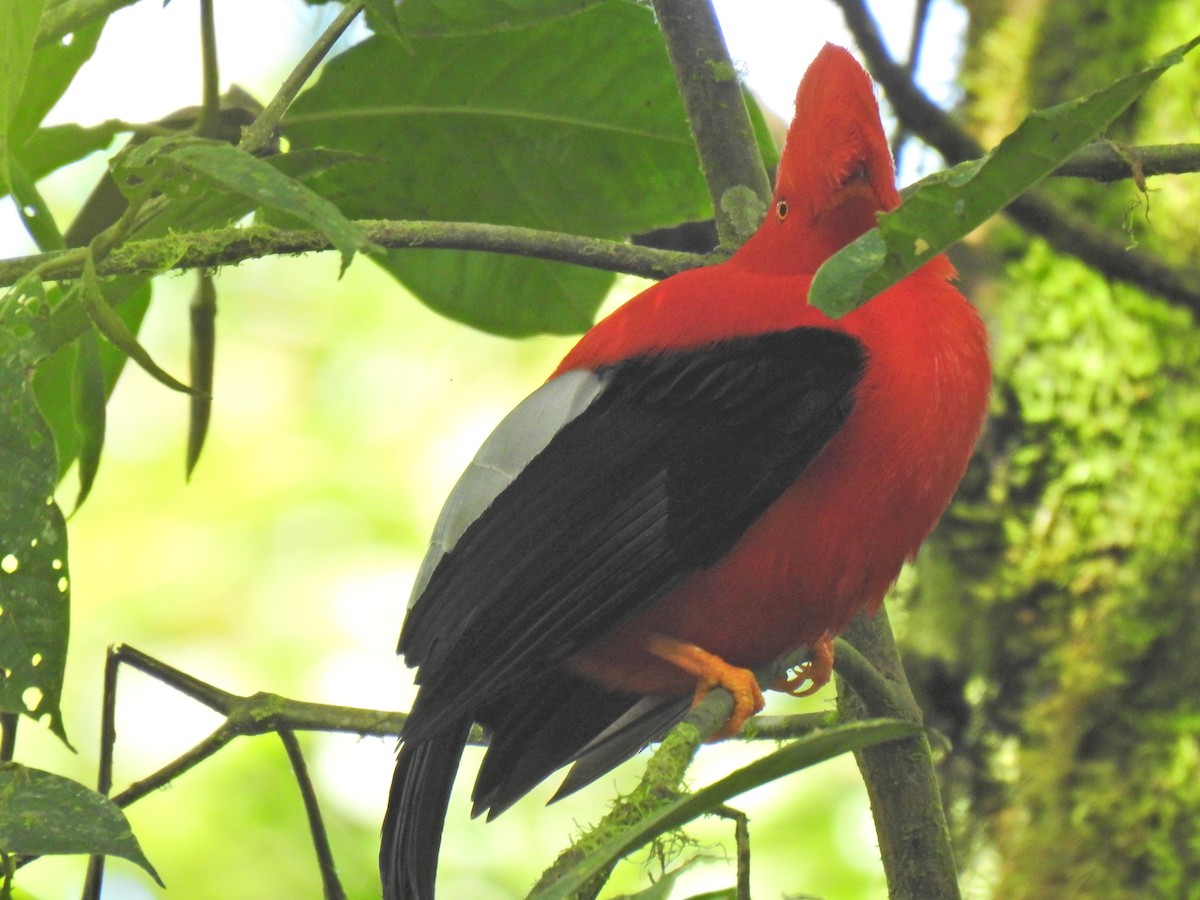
[70,327,106,510]
[35,147,350,475]
[0,0,49,205]
[809,32,1200,318]
[533,719,922,900]
[616,855,719,899]
[0,762,162,885]
[359,0,403,40]
[5,155,65,252]
[377,249,613,336]
[390,0,605,37]
[112,136,369,273]
[0,276,70,743]
[78,251,196,395]
[0,3,105,214]
[186,274,216,479]
[33,280,151,484]
[282,0,728,334]
[0,121,124,198]
[8,15,105,147]
[0,0,48,139]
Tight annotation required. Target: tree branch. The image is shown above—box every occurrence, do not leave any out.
[1055,141,1200,181]
[529,645,818,898]
[649,0,772,248]
[837,610,960,900]
[835,0,1200,317]
[0,220,704,291]
[279,729,347,900]
[240,3,363,156]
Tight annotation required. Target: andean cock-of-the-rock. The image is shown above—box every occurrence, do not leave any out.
[380,43,991,900]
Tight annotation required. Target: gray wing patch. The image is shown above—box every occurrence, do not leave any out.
[408,368,606,607]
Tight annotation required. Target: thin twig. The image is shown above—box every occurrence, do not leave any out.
[711,805,751,900]
[649,0,772,248]
[834,0,1200,317]
[889,0,934,168]
[737,710,837,741]
[197,0,222,139]
[732,808,750,900]
[278,729,347,900]
[110,724,239,811]
[80,645,126,900]
[240,3,364,155]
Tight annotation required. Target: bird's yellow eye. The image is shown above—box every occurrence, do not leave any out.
[776,199,788,221]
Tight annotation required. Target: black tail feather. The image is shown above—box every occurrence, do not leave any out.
[380,718,471,900]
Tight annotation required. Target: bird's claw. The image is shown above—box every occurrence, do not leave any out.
[772,634,835,698]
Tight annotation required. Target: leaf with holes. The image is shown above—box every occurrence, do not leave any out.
[0,763,161,884]
[0,275,70,743]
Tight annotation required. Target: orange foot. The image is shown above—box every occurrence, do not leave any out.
[646,634,764,740]
[772,633,835,698]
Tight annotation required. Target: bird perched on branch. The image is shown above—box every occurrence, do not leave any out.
[381,43,991,899]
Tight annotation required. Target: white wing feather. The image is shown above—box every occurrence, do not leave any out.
[408,368,606,607]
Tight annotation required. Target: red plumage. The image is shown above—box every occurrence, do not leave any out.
[382,43,990,899]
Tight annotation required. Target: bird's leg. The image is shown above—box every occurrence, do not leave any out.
[645,634,765,740]
[772,633,835,698]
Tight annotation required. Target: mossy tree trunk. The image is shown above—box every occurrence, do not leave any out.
[896,2,1200,897]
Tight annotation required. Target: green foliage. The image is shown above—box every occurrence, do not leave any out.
[534,719,921,900]
[111,137,370,274]
[0,278,70,742]
[282,0,739,333]
[0,762,160,883]
[809,32,1200,318]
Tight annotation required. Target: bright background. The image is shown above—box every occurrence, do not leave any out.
[5,2,967,897]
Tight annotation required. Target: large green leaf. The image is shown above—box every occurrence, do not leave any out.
[0,0,49,204]
[35,280,151,484]
[809,33,1200,318]
[8,13,105,147]
[0,762,161,884]
[0,121,125,198]
[0,277,70,743]
[389,0,604,37]
[0,3,106,201]
[533,719,921,899]
[282,0,731,334]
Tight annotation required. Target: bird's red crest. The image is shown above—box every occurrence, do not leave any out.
[733,43,900,275]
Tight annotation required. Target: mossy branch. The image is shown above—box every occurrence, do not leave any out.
[838,610,961,900]
[0,220,705,290]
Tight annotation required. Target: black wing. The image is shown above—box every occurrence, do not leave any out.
[398,326,864,742]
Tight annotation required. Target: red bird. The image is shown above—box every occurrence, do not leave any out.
[381,44,991,899]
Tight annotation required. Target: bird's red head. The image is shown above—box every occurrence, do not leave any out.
[733,43,900,275]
